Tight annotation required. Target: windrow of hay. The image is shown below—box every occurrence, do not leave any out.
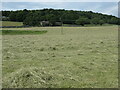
[3,67,80,88]
[3,67,57,88]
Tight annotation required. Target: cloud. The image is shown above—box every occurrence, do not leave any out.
[1,2,118,17]
[89,2,118,16]
[1,0,120,2]
[102,5,118,16]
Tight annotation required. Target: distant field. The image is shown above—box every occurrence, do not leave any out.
[1,21,23,26]
[2,26,118,88]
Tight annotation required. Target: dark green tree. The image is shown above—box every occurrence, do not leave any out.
[99,20,105,25]
[9,12,17,21]
[23,13,39,26]
[91,18,100,25]
[108,17,118,24]
[75,17,90,26]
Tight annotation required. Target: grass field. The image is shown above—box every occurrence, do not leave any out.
[2,26,118,88]
[1,21,23,26]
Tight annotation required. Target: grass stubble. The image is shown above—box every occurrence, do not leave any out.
[2,26,118,88]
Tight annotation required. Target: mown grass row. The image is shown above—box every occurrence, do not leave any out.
[0,30,47,35]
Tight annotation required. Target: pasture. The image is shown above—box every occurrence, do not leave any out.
[1,21,23,26]
[2,26,118,88]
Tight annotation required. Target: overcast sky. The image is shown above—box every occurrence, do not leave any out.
[1,2,118,17]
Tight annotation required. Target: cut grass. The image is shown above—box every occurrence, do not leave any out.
[2,26,118,88]
[1,21,23,26]
[1,30,47,35]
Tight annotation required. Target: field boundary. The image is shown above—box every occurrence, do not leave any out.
[0,26,31,28]
[1,30,47,35]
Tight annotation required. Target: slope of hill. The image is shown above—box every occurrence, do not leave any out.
[2,9,120,26]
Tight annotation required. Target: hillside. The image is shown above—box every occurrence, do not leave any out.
[2,9,120,26]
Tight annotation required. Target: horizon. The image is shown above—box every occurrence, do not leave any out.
[1,2,118,17]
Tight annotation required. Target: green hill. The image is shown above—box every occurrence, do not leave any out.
[2,9,120,26]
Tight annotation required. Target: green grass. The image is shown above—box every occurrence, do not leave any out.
[1,21,23,26]
[1,30,47,35]
[63,23,115,27]
[84,23,115,27]
[2,26,118,88]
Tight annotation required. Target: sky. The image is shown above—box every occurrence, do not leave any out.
[1,0,120,2]
[1,2,119,17]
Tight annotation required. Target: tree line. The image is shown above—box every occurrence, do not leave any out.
[2,9,120,26]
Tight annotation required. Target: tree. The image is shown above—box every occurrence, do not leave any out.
[75,17,90,26]
[9,9,29,22]
[91,18,100,25]
[23,13,40,26]
[15,12,25,22]
[108,17,118,24]
[61,11,79,24]
[99,20,105,25]
[45,14,56,26]
[9,12,17,21]
[3,8,119,26]
[118,18,120,25]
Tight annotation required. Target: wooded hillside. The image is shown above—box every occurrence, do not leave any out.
[2,9,120,26]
